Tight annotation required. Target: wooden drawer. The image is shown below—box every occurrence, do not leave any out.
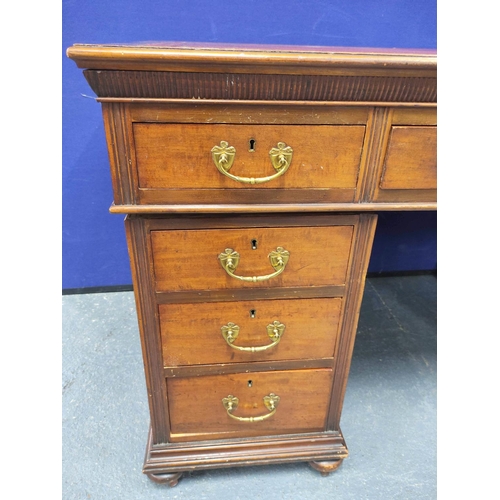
[108,103,370,206]
[134,123,365,190]
[151,224,354,292]
[167,369,333,442]
[380,126,436,190]
[372,108,437,203]
[159,297,342,367]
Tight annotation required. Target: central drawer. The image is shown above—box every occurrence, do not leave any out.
[151,225,354,292]
[167,369,333,442]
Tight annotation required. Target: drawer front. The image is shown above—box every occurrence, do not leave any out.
[380,126,437,190]
[167,369,333,442]
[373,108,437,203]
[134,123,365,191]
[160,297,342,367]
[151,225,353,292]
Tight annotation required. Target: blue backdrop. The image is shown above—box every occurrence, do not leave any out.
[62,0,437,290]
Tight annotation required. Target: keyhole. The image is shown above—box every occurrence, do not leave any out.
[249,309,256,318]
[249,139,256,152]
[248,380,253,387]
[251,239,258,250]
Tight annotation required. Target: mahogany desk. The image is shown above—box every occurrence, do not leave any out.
[67,42,436,487]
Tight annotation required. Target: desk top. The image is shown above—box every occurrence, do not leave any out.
[67,42,436,75]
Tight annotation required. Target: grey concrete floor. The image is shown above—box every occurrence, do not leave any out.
[62,275,436,499]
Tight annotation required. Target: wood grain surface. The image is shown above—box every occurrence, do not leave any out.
[370,107,437,203]
[134,123,365,190]
[379,126,437,190]
[167,369,333,441]
[159,297,342,366]
[151,225,354,292]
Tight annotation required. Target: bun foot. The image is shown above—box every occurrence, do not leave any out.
[309,459,344,476]
[146,472,183,487]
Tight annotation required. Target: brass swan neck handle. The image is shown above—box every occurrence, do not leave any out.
[222,393,280,422]
[221,321,285,352]
[211,141,293,185]
[218,247,290,282]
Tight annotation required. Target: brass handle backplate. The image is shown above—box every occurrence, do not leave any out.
[221,320,285,352]
[222,393,280,422]
[211,141,293,184]
[218,247,290,282]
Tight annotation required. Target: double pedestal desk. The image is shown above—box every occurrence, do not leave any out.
[67,43,436,486]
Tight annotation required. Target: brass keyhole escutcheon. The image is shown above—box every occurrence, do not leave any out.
[249,139,256,152]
